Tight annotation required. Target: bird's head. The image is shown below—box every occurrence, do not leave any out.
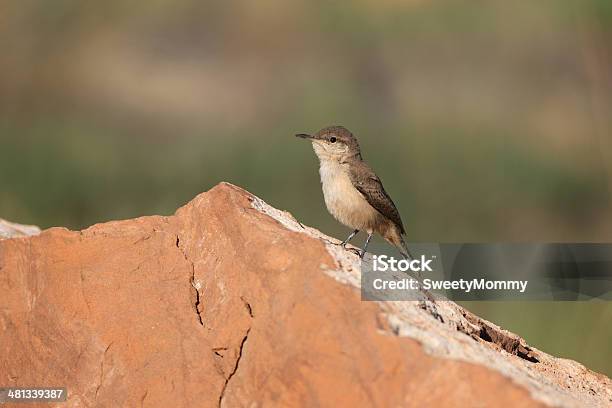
[296,126,361,162]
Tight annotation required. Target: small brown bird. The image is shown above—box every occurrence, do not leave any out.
[296,126,413,259]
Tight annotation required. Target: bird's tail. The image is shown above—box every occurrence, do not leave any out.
[398,235,415,261]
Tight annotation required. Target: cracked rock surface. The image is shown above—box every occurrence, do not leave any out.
[0,182,610,407]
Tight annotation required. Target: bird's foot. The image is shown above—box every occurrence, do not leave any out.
[335,239,351,248]
[344,247,361,257]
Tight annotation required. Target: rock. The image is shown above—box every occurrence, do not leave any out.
[0,182,610,407]
[0,218,40,239]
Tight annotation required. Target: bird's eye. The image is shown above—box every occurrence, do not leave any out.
[330,137,337,143]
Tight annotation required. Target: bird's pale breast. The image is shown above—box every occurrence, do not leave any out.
[319,160,380,231]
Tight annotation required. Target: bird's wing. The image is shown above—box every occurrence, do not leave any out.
[349,161,405,234]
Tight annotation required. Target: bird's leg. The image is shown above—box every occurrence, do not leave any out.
[360,232,374,259]
[340,229,359,247]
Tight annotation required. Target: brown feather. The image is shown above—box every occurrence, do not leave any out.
[347,159,406,235]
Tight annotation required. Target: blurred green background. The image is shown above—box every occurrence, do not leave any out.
[1,1,611,375]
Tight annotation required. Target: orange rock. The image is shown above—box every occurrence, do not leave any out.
[0,183,609,407]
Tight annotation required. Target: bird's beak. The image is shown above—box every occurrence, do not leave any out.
[295,133,313,140]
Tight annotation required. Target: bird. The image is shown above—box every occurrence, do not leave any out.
[296,126,413,260]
